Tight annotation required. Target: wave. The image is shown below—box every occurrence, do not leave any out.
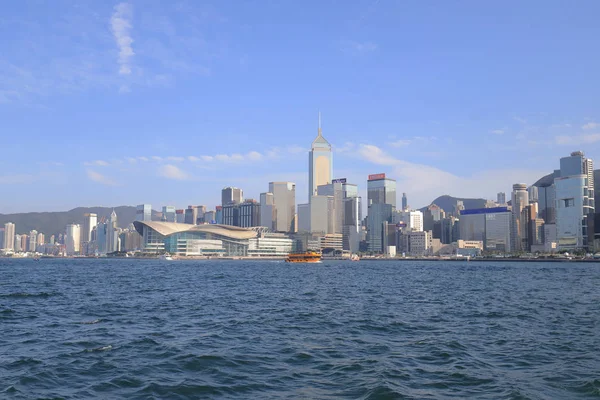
[79,319,102,325]
[0,292,58,298]
[86,345,113,353]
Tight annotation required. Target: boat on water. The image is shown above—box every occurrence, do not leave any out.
[286,251,322,263]
[159,253,173,261]
[350,254,360,261]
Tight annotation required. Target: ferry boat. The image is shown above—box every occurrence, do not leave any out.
[285,251,322,263]
[159,253,173,261]
[350,254,360,261]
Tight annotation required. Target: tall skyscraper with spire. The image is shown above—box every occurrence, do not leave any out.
[308,113,333,201]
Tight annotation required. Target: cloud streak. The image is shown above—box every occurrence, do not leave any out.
[158,164,189,180]
[86,169,117,186]
[110,3,134,75]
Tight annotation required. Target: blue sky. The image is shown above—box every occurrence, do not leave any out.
[1,0,600,213]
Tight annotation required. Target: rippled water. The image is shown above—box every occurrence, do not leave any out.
[1,258,600,399]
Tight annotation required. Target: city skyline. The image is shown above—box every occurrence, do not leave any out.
[2,1,600,213]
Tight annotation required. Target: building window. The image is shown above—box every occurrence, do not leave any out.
[563,198,575,208]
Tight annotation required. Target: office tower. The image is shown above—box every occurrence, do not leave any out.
[269,182,296,232]
[49,235,55,245]
[28,230,38,252]
[310,195,333,234]
[367,173,397,209]
[297,203,310,232]
[497,192,506,205]
[238,200,261,227]
[65,224,81,255]
[215,206,223,224]
[0,229,4,251]
[136,204,152,222]
[402,193,408,211]
[454,200,465,216]
[162,206,176,223]
[527,186,539,203]
[537,185,556,224]
[308,113,333,200]
[175,209,185,223]
[222,187,243,206]
[14,234,22,252]
[184,206,198,225]
[317,181,344,234]
[526,203,544,250]
[107,210,119,253]
[555,151,595,250]
[222,203,239,226]
[195,205,207,224]
[343,195,361,253]
[260,193,275,230]
[511,184,529,252]
[367,173,397,253]
[96,222,107,254]
[3,222,15,251]
[460,207,511,252]
[204,211,216,224]
[81,213,97,251]
[423,204,444,231]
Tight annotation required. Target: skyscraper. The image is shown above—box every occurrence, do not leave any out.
[3,222,15,251]
[136,204,152,222]
[260,192,275,231]
[555,151,595,250]
[14,234,22,252]
[402,193,408,211]
[308,113,333,200]
[222,187,243,206]
[497,192,506,205]
[367,173,397,252]
[28,230,38,252]
[317,181,344,234]
[107,210,119,253]
[81,213,97,251]
[269,182,296,233]
[162,206,176,223]
[65,224,81,255]
[511,183,529,252]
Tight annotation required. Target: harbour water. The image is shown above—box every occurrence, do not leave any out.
[1,258,599,399]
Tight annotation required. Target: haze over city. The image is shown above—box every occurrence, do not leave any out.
[2,1,600,213]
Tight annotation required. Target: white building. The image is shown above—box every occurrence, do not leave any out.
[66,224,81,255]
[248,233,294,257]
[554,151,595,250]
[136,204,152,222]
[3,222,15,251]
[395,210,424,232]
[28,230,38,252]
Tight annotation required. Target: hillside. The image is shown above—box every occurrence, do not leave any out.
[0,206,158,236]
[420,195,488,214]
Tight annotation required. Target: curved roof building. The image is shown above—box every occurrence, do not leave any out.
[133,221,258,256]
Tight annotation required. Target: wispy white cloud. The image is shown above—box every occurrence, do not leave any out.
[246,151,263,161]
[86,169,117,186]
[137,156,149,162]
[151,156,162,161]
[342,40,377,54]
[0,174,37,184]
[555,133,600,145]
[582,122,599,131]
[158,164,189,180]
[388,136,435,148]
[83,160,110,167]
[491,129,505,135]
[167,156,185,162]
[389,139,412,148]
[335,142,356,153]
[110,3,134,75]
[356,144,545,208]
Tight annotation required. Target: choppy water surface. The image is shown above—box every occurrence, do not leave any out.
[1,259,600,399]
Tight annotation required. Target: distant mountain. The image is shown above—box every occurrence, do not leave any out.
[420,195,488,214]
[0,206,159,236]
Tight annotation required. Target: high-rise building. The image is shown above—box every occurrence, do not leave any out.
[136,204,152,222]
[3,222,15,251]
[269,182,296,232]
[81,213,97,251]
[317,181,344,234]
[297,203,310,232]
[28,230,38,252]
[511,184,529,252]
[20,235,28,252]
[204,210,216,224]
[367,173,397,209]
[222,187,243,206]
[260,193,275,230]
[107,210,119,253]
[239,200,261,228]
[184,206,198,225]
[96,222,107,255]
[65,224,81,255]
[555,151,595,250]
[343,195,362,253]
[460,207,511,253]
[537,185,556,224]
[310,195,333,234]
[36,232,45,249]
[215,206,223,225]
[402,193,408,211]
[527,186,539,203]
[175,209,185,223]
[162,206,176,223]
[497,192,506,205]
[308,113,333,200]
[14,234,22,252]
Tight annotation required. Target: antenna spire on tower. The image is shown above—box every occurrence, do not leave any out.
[318,111,322,136]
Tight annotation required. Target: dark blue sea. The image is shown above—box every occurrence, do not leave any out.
[1,258,600,399]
